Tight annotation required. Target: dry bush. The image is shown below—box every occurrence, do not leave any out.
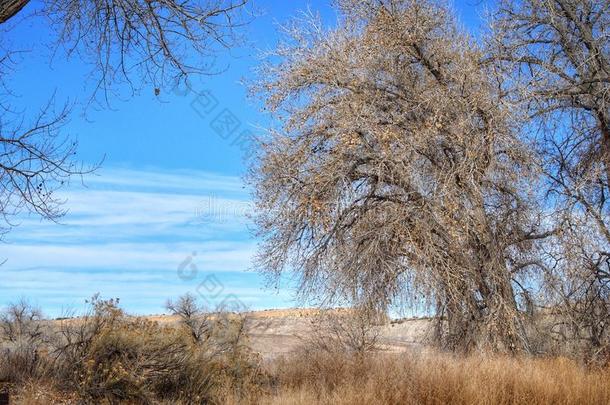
[0,300,50,383]
[264,350,610,405]
[166,293,267,399]
[302,309,382,356]
[3,296,610,404]
[1,295,265,404]
[50,295,264,404]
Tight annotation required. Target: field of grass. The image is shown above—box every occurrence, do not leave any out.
[2,303,609,404]
[8,349,610,404]
[259,350,610,405]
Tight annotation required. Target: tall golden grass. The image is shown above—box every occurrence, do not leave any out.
[260,350,610,405]
[10,349,610,404]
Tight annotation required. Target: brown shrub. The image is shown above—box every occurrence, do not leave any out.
[2,295,265,404]
[302,309,382,356]
[0,300,50,383]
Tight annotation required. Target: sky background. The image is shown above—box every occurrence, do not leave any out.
[0,0,491,317]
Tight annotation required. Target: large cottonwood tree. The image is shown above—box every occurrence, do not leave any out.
[251,0,545,352]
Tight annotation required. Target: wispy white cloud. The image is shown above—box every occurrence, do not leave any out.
[0,166,294,316]
[0,241,255,271]
[83,166,247,195]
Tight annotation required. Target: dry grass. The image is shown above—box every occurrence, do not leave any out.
[2,299,609,404]
[5,337,610,405]
[261,350,610,405]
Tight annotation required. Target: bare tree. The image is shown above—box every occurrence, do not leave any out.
[250,0,545,353]
[0,0,250,234]
[166,293,212,343]
[42,0,250,103]
[0,46,86,230]
[0,298,44,344]
[490,0,610,359]
[1,1,250,99]
[305,308,382,356]
[0,299,47,380]
[0,101,91,233]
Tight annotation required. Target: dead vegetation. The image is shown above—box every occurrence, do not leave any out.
[249,0,610,361]
[0,295,265,404]
[264,350,610,405]
[250,0,548,354]
[300,308,384,356]
[1,298,610,404]
[1,0,609,403]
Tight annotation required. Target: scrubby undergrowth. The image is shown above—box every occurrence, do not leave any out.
[0,296,266,404]
[1,298,609,404]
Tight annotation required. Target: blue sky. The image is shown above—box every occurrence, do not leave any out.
[0,0,491,317]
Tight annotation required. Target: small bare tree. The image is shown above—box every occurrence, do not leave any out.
[166,293,212,343]
[0,298,44,345]
[251,0,546,353]
[306,309,381,356]
[0,299,47,381]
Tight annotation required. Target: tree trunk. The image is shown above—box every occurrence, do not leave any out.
[598,111,610,191]
[0,0,29,24]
